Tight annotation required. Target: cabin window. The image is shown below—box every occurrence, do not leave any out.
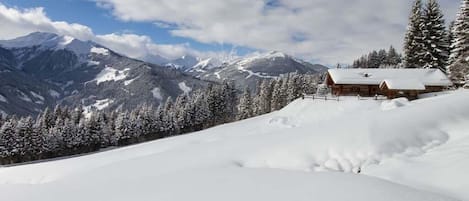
[352,87,360,92]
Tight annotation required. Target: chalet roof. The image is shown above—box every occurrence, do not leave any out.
[327,68,452,86]
[380,79,426,90]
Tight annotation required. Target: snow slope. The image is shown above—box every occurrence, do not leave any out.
[1,90,469,201]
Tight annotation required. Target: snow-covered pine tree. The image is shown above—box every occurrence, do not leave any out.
[83,114,102,151]
[137,104,156,139]
[448,20,456,64]
[287,74,301,102]
[448,0,469,85]
[359,56,368,68]
[192,90,211,130]
[237,88,254,120]
[421,0,449,72]
[0,119,16,163]
[174,93,189,134]
[368,51,380,68]
[377,49,387,68]
[115,112,131,145]
[254,79,274,115]
[162,97,175,135]
[279,76,289,108]
[221,81,238,123]
[271,79,284,111]
[404,0,426,68]
[15,116,35,161]
[385,46,402,67]
[450,0,469,63]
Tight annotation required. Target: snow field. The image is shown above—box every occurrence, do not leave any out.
[0,90,468,201]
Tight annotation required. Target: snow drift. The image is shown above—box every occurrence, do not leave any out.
[1,90,469,201]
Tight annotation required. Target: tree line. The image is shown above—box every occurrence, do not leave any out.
[348,0,469,87]
[0,73,318,165]
[351,46,402,68]
[404,0,469,86]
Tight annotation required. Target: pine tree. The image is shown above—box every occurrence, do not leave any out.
[192,90,211,130]
[254,79,274,115]
[0,119,16,163]
[115,112,131,145]
[450,0,469,63]
[385,46,402,67]
[15,116,35,161]
[368,51,380,68]
[448,0,469,85]
[271,79,285,111]
[174,93,189,133]
[421,0,449,72]
[237,88,254,120]
[161,97,175,135]
[377,49,387,67]
[404,0,426,68]
[287,74,301,102]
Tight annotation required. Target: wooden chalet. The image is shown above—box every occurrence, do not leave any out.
[325,68,452,99]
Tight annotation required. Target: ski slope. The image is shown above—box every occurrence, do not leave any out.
[1,90,469,201]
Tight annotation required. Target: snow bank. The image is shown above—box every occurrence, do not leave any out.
[0,90,468,201]
[380,98,411,111]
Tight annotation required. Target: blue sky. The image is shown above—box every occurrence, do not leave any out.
[0,0,462,65]
[0,0,254,55]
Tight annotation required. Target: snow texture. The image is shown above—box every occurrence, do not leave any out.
[0,94,7,103]
[94,66,130,85]
[30,91,45,101]
[83,99,114,118]
[124,76,139,86]
[151,87,163,100]
[90,47,110,56]
[380,79,426,90]
[328,68,452,86]
[0,109,6,117]
[48,90,60,99]
[87,60,100,66]
[0,90,468,201]
[178,82,192,93]
[17,90,32,102]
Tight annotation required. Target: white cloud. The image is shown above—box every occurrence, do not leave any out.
[0,4,94,41]
[0,3,212,63]
[96,0,461,64]
[0,1,462,65]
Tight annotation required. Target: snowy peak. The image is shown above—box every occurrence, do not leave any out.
[264,50,289,59]
[0,32,105,56]
[0,32,60,48]
[165,55,199,70]
[190,57,222,71]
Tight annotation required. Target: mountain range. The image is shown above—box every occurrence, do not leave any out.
[0,32,208,116]
[0,32,328,116]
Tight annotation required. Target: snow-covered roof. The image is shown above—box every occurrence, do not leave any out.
[327,68,452,87]
[380,79,426,90]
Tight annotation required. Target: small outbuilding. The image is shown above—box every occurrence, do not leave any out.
[325,68,452,99]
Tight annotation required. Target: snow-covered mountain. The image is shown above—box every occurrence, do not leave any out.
[164,55,199,70]
[1,90,468,201]
[0,32,208,116]
[189,51,328,90]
